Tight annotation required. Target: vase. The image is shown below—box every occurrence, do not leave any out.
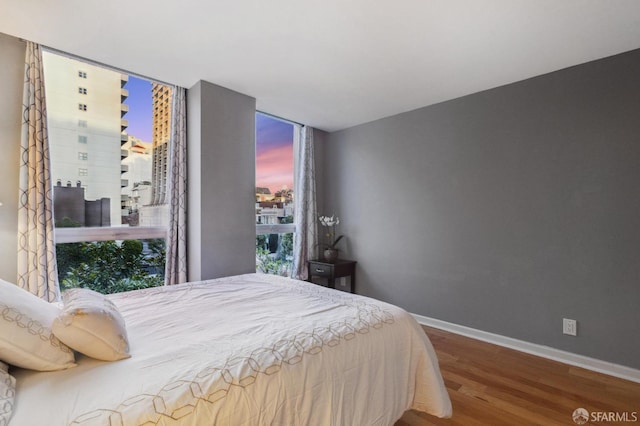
[323,248,339,262]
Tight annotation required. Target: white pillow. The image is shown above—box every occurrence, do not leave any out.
[0,361,15,426]
[0,279,76,371]
[53,288,131,361]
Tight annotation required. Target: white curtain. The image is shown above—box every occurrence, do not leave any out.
[291,126,318,280]
[17,41,60,302]
[165,86,188,285]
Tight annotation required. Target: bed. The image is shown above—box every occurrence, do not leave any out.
[9,273,452,425]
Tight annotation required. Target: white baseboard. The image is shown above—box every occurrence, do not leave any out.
[412,313,640,384]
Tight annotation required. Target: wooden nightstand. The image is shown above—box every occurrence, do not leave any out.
[307,259,357,293]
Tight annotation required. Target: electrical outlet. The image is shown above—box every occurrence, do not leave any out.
[563,318,577,336]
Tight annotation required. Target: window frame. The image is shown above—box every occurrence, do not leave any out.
[44,47,173,254]
[254,113,300,237]
[256,223,295,236]
[55,226,167,243]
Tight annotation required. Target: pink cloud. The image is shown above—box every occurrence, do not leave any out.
[256,144,293,193]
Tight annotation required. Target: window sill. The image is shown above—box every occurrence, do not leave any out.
[55,226,167,243]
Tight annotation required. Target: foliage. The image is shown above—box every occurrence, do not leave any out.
[145,238,167,274]
[56,216,81,228]
[57,239,165,295]
[256,247,291,276]
[280,232,293,257]
[256,232,293,277]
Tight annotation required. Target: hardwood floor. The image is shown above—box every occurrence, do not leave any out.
[396,326,640,425]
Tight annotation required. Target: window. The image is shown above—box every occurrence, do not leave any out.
[44,50,173,293]
[255,112,297,276]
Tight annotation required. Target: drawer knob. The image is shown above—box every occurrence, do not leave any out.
[315,268,324,272]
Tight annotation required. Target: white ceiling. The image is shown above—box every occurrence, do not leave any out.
[2,0,640,131]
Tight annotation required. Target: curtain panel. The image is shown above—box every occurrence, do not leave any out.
[164,86,188,285]
[17,41,60,302]
[291,126,318,280]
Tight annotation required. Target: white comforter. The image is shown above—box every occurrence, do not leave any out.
[11,273,451,425]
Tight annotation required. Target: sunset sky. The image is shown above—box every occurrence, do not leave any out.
[255,113,294,193]
[125,80,294,194]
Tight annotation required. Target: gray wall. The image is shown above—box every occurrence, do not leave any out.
[187,80,257,281]
[313,129,328,225]
[323,49,640,369]
[0,33,25,283]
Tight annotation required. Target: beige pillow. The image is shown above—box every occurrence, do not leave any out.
[0,361,15,425]
[53,288,130,361]
[0,279,76,371]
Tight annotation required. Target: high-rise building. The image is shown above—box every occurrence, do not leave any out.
[151,83,172,205]
[43,51,128,226]
[139,84,171,226]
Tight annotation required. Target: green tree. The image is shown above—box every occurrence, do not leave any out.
[57,239,165,294]
[56,243,84,281]
[256,247,290,276]
[255,232,293,277]
[280,233,293,259]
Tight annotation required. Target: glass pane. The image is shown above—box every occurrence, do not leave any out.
[56,239,166,294]
[44,51,171,293]
[255,113,294,226]
[43,51,172,229]
[256,233,293,277]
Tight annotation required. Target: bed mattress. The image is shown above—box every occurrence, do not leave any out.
[11,273,451,425]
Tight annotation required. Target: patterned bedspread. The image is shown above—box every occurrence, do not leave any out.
[11,273,451,425]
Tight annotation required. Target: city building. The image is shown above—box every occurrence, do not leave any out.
[255,187,294,225]
[53,180,110,227]
[151,83,171,205]
[138,83,171,226]
[42,51,128,226]
[255,187,273,202]
[121,135,152,224]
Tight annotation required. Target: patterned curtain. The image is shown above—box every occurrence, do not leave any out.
[164,86,188,285]
[17,42,60,302]
[291,126,318,280]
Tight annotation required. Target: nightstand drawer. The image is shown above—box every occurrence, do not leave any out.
[307,259,357,293]
[310,263,332,277]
